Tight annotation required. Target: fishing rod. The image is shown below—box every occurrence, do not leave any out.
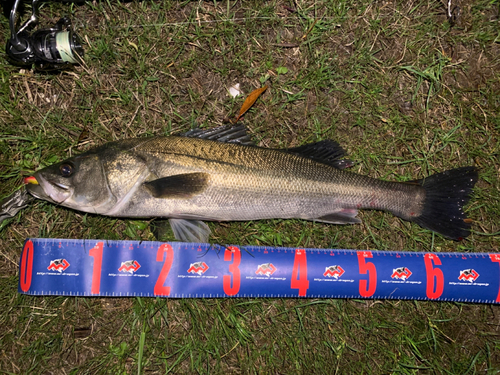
[5,0,83,69]
[3,0,460,70]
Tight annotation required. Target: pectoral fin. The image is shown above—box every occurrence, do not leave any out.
[315,209,361,224]
[143,172,209,198]
[169,218,211,242]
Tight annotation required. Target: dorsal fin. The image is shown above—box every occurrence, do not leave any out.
[286,140,354,169]
[183,125,254,145]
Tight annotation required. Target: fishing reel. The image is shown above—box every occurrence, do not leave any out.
[5,0,84,69]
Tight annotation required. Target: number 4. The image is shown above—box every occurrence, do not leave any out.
[291,249,309,296]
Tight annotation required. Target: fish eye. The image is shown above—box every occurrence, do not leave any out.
[59,163,74,177]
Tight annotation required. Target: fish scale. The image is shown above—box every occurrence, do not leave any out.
[136,138,411,201]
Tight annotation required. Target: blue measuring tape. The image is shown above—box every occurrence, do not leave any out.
[18,238,500,303]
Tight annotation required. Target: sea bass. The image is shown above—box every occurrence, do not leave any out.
[25,126,478,242]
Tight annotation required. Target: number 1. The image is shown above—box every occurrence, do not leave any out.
[89,242,104,295]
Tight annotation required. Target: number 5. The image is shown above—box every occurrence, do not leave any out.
[357,251,377,297]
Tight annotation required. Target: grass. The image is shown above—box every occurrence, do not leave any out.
[1,0,499,373]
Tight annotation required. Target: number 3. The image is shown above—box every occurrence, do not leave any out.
[223,246,241,296]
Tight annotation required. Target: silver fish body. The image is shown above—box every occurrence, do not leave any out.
[26,127,478,241]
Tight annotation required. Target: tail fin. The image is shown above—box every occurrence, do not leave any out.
[412,167,478,240]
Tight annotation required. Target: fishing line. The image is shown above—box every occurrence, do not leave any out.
[110,16,284,29]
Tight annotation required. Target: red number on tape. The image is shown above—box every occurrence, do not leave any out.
[223,246,241,296]
[154,244,174,296]
[20,240,34,292]
[358,251,377,297]
[489,254,500,302]
[89,242,104,295]
[424,254,444,299]
[291,249,309,296]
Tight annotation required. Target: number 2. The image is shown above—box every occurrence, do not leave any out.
[154,244,174,296]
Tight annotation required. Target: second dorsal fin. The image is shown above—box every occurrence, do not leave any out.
[286,140,354,169]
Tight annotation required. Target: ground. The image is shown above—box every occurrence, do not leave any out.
[0,0,499,373]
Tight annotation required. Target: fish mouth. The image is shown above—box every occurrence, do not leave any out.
[25,173,72,204]
[25,176,51,201]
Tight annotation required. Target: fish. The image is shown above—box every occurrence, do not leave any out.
[24,125,478,242]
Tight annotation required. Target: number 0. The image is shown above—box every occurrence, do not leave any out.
[20,240,34,292]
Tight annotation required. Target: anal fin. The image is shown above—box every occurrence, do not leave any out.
[314,209,361,224]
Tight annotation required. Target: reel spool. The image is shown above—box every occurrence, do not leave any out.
[6,0,83,69]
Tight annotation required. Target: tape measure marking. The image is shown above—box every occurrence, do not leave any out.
[18,238,500,303]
